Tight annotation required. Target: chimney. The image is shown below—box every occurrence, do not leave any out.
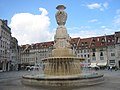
[3,20,8,25]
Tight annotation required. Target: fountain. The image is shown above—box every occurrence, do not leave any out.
[22,5,104,87]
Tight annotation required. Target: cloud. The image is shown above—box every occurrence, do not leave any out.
[86,2,109,11]
[113,9,120,27]
[88,19,98,23]
[103,2,109,9]
[9,8,54,45]
[101,26,106,28]
[87,3,101,9]
[68,26,115,39]
[70,30,97,38]
[114,15,120,25]
[116,9,120,14]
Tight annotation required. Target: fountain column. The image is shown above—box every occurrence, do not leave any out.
[42,5,84,76]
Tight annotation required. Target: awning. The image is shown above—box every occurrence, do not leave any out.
[80,63,90,67]
[97,62,107,66]
[89,63,97,67]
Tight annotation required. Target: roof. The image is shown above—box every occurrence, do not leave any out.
[77,35,115,49]
[20,34,116,50]
[77,37,92,49]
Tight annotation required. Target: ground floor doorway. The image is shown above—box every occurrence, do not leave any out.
[119,60,120,68]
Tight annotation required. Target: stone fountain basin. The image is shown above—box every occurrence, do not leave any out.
[22,73,104,87]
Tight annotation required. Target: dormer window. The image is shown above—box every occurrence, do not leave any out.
[97,38,99,41]
[112,39,114,42]
[91,43,95,46]
[81,42,84,46]
[92,39,95,42]
[108,39,111,42]
[101,38,105,42]
[85,42,87,44]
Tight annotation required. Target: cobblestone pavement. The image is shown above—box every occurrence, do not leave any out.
[0,70,120,90]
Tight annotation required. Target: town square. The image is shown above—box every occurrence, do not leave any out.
[0,0,120,90]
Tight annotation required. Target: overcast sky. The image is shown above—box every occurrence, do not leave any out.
[0,0,120,45]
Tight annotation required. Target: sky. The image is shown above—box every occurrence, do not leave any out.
[0,0,120,45]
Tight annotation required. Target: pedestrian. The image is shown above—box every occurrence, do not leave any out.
[110,66,112,71]
[115,66,118,71]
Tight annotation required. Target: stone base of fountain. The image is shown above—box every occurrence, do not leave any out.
[22,73,104,87]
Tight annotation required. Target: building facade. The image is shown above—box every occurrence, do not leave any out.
[20,32,120,69]
[115,32,120,68]
[19,41,54,69]
[0,19,11,71]
[76,34,119,68]
[0,19,20,71]
[10,37,20,71]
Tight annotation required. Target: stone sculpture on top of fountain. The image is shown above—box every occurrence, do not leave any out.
[53,5,73,57]
[53,5,72,56]
[42,5,84,76]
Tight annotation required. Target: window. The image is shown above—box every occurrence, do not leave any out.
[92,48,96,52]
[88,54,90,58]
[91,43,95,46]
[118,52,120,56]
[88,59,90,63]
[112,39,114,42]
[100,57,104,60]
[92,57,96,60]
[84,55,86,57]
[100,52,103,56]
[111,53,115,56]
[97,38,99,41]
[85,42,87,44]
[93,39,95,42]
[87,50,89,52]
[92,52,95,56]
[81,55,83,57]
[81,50,83,53]
[101,38,105,42]
[109,60,115,63]
[84,50,86,53]
[109,49,113,52]
[100,49,103,51]
[12,50,14,53]
[81,42,84,46]
[117,37,120,43]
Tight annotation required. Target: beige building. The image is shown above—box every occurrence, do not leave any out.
[19,32,120,69]
[19,41,54,69]
[76,33,120,69]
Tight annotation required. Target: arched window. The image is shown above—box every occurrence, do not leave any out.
[100,52,103,56]
[92,52,95,56]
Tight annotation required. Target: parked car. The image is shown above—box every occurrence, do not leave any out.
[0,70,3,72]
[25,66,39,71]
